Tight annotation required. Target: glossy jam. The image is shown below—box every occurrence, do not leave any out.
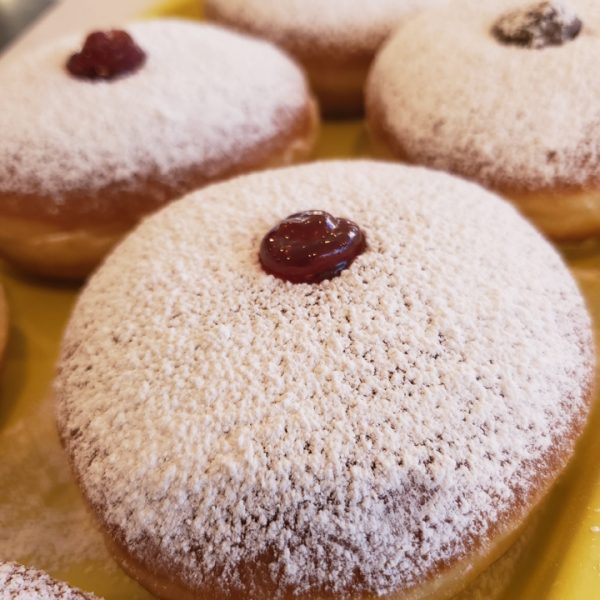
[259,210,367,284]
[493,1,582,49]
[66,30,146,80]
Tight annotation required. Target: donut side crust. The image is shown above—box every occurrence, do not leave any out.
[56,376,595,600]
[366,93,600,240]
[0,98,319,279]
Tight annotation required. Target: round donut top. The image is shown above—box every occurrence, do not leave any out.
[367,0,600,191]
[205,0,445,61]
[0,20,309,198]
[56,161,594,597]
[0,563,99,599]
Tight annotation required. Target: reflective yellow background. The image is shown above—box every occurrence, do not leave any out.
[0,0,598,598]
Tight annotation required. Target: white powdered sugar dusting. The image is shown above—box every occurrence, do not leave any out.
[0,563,99,599]
[205,0,445,56]
[0,20,308,197]
[55,161,594,597]
[367,0,600,190]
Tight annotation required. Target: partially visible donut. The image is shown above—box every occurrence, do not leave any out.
[0,20,318,279]
[0,562,99,599]
[366,0,600,240]
[204,0,445,116]
[56,161,594,600]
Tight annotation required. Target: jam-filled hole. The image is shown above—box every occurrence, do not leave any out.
[259,210,367,284]
[492,1,582,49]
[67,30,146,80]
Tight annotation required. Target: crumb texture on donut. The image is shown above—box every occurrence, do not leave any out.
[56,162,594,599]
[0,20,309,201]
[0,562,99,599]
[205,0,444,60]
[367,0,600,191]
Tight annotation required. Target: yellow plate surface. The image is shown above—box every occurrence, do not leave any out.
[0,1,599,598]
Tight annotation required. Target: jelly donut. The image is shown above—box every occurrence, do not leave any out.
[55,161,594,599]
[0,20,318,279]
[367,0,600,240]
[0,562,100,599]
[204,0,445,117]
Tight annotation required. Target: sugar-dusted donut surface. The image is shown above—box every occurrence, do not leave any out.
[205,0,443,60]
[0,562,99,599]
[367,0,600,192]
[0,19,314,226]
[204,0,444,115]
[56,161,594,599]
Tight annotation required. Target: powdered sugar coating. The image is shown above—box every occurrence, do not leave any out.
[0,563,99,599]
[0,20,308,198]
[205,0,445,58]
[56,161,594,597]
[367,0,600,190]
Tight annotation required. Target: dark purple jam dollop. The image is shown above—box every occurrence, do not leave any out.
[259,210,367,284]
[67,30,146,80]
[492,1,582,49]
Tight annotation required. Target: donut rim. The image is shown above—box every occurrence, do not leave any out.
[366,93,600,241]
[57,380,594,600]
[0,97,319,230]
[0,97,319,280]
[203,1,381,65]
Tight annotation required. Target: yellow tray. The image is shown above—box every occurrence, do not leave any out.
[0,1,599,598]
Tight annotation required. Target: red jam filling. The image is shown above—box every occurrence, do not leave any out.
[66,30,146,80]
[259,210,367,284]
